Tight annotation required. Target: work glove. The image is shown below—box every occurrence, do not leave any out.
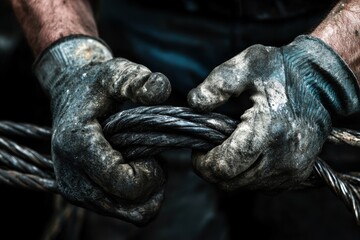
[188,35,360,191]
[34,35,171,224]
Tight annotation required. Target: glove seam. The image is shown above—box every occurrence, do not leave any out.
[33,34,113,94]
[33,34,113,69]
[283,34,360,116]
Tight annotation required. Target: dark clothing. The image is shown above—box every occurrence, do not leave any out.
[1,1,360,239]
[79,1,360,240]
[132,0,336,20]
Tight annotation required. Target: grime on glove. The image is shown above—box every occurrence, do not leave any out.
[188,35,360,191]
[34,35,171,224]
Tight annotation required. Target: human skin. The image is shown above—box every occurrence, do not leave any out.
[10,0,171,224]
[10,0,98,56]
[10,0,360,81]
[311,0,360,82]
[185,1,360,191]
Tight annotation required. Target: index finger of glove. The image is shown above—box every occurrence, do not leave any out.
[53,120,165,202]
[187,51,253,112]
[101,58,171,104]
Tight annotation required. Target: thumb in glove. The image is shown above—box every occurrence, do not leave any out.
[187,35,360,191]
[34,35,171,224]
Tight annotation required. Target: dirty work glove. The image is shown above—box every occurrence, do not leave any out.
[34,35,171,224]
[188,35,360,191]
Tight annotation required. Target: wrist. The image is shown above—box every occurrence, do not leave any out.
[33,35,112,93]
[310,1,360,82]
[11,0,98,56]
[282,35,360,117]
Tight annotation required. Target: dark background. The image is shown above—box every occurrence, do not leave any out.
[0,2,54,239]
[1,1,360,239]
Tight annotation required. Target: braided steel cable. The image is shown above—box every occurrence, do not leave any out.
[0,168,56,192]
[0,149,52,178]
[0,121,51,140]
[314,159,360,222]
[0,106,360,224]
[0,136,53,170]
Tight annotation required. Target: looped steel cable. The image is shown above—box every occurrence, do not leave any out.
[0,105,360,224]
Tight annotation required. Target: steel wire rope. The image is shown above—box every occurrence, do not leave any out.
[0,106,360,224]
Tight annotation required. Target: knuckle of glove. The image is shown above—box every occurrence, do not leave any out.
[238,44,278,71]
[118,190,164,225]
[193,147,243,184]
[101,58,171,104]
[260,120,322,187]
[109,160,165,202]
[52,154,100,205]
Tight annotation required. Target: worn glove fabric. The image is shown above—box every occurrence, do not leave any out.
[34,35,171,224]
[188,35,360,191]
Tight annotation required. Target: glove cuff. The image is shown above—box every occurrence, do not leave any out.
[33,35,113,93]
[281,35,360,117]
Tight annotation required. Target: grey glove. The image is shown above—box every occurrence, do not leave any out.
[187,35,360,191]
[34,35,171,224]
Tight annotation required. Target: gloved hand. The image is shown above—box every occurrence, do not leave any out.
[34,35,171,224]
[188,35,360,191]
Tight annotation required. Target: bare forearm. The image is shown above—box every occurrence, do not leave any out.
[311,0,360,82]
[10,0,98,56]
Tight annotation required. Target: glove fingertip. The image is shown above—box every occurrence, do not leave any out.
[191,149,217,180]
[187,87,217,112]
[137,72,171,104]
